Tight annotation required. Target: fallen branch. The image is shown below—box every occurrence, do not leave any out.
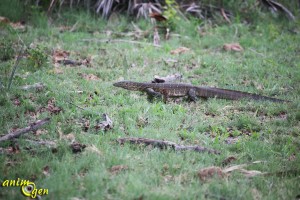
[152,73,182,83]
[82,39,161,48]
[117,137,220,154]
[0,118,50,142]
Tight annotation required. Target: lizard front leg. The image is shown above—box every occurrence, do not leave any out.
[188,88,198,102]
[145,88,162,99]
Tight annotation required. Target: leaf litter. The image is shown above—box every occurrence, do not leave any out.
[223,43,244,52]
[198,160,266,181]
[109,165,129,175]
[170,47,190,55]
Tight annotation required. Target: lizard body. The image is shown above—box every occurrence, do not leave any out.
[113,81,286,103]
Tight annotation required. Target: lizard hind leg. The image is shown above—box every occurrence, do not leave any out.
[188,89,198,102]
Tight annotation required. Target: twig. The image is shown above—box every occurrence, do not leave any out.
[117,137,220,154]
[220,8,231,23]
[24,139,57,147]
[69,21,79,32]
[66,101,102,116]
[19,82,45,90]
[47,0,58,15]
[0,118,50,142]
[82,39,161,48]
[248,48,266,57]
[261,0,295,21]
[175,7,190,22]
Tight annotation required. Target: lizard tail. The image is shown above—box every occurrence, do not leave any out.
[199,87,288,102]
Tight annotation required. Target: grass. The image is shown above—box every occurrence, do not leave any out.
[0,10,300,200]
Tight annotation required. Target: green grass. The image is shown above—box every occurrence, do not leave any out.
[0,10,300,200]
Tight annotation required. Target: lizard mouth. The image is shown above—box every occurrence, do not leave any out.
[113,81,130,89]
[113,81,124,87]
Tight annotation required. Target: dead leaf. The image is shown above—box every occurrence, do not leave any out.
[70,142,86,153]
[0,16,10,24]
[198,166,225,181]
[57,125,76,143]
[10,21,26,32]
[278,112,288,120]
[109,165,129,175]
[47,98,62,114]
[170,47,190,55]
[136,116,148,128]
[80,56,92,67]
[223,43,244,52]
[1,144,20,154]
[58,26,71,32]
[83,120,90,132]
[42,166,50,176]
[288,154,296,161]
[0,17,26,31]
[63,133,76,143]
[163,175,173,182]
[225,136,240,144]
[254,82,264,90]
[198,161,265,181]
[85,145,102,155]
[95,114,113,131]
[78,168,88,178]
[52,49,70,63]
[34,129,48,136]
[149,12,167,21]
[163,58,178,64]
[52,67,64,74]
[222,156,237,166]
[12,98,21,106]
[78,73,99,81]
[84,93,95,102]
[30,174,37,182]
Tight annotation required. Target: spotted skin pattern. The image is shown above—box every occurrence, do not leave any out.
[113,81,287,103]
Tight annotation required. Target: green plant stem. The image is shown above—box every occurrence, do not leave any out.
[8,45,24,90]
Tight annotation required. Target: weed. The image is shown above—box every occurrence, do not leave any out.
[0,38,15,61]
[230,115,261,132]
[26,46,48,69]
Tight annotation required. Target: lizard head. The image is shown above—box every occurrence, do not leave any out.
[113,81,141,91]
